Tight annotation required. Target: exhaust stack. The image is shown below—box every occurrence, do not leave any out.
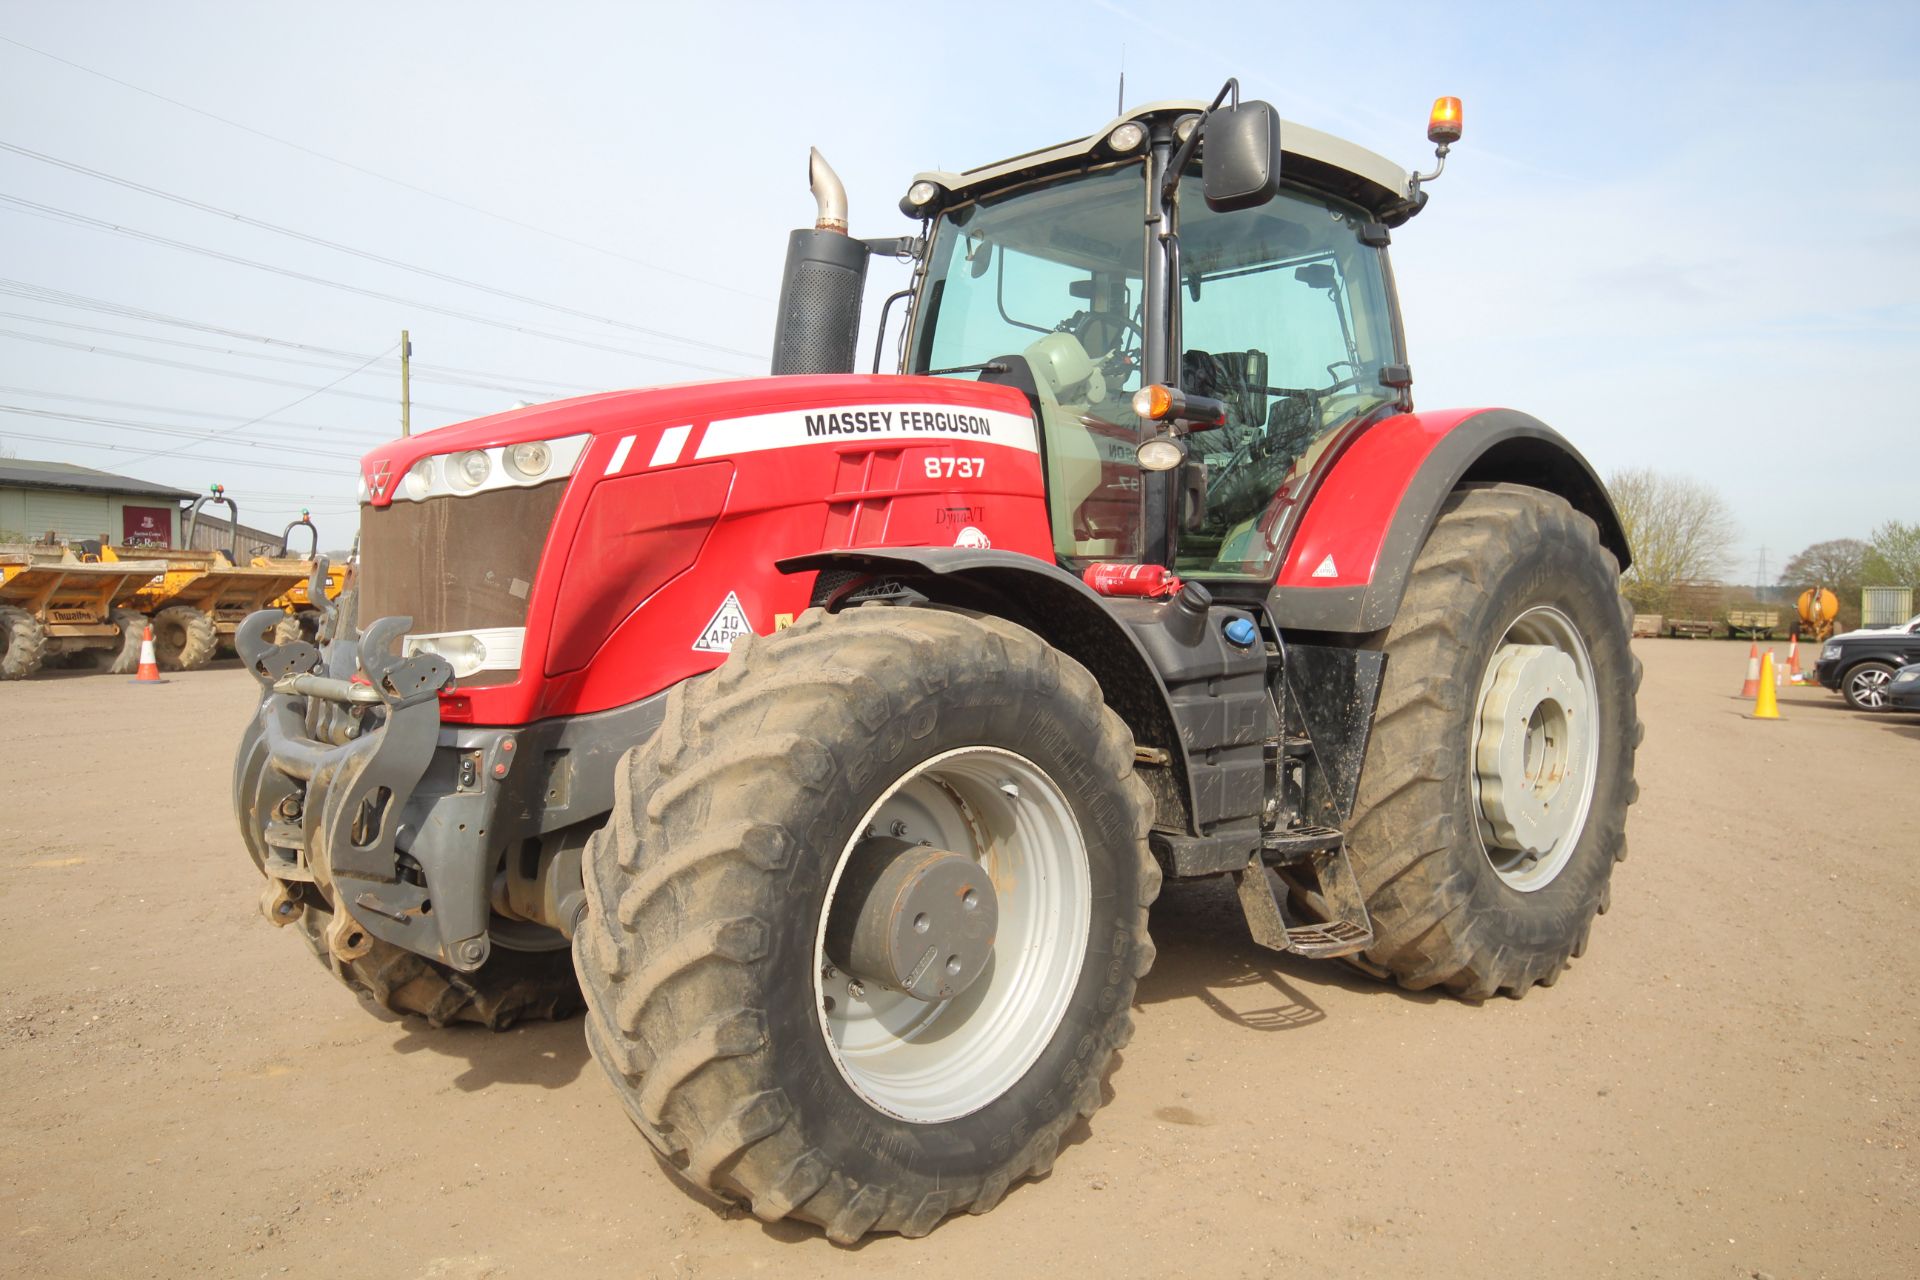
[770,148,868,375]
[810,147,848,233]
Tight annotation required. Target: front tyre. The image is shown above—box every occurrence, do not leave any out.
[1343,484,1641,999]
[575,607,1158,1240]
[1841,661,1897,711]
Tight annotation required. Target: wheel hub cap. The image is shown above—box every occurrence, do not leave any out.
[824,837,999,1002]
[1474,639,1594,880]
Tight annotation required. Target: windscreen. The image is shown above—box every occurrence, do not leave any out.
[1172,177,1401,579]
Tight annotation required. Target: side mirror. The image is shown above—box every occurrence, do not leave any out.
[1202,100,1281,213]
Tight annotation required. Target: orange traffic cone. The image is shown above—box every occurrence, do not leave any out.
[1786,633,1803,683]
[130,623,167,685]
[1751,651,1780,719]
[1738,641,1761,697]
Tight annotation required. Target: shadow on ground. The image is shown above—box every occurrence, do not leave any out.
[1136,876,1441,1031]
[387,1010,591,1091]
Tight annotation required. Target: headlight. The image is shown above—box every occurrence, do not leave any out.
[1108,122,1146,153]
[356,473,371,505]
[451,450,491,490]
[1136,436,1186,471]
[1821,644,1841,660]
[505,440,552,480]
[1893,670,1920,685]
[385,434,590,502]
[402,627,524,678]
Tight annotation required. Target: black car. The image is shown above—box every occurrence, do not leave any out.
[1888,663,1920,711]
[1815,613,1920,710]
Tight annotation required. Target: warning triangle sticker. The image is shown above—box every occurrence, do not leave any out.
[1312,554,1339,579]
[692,591,754,652]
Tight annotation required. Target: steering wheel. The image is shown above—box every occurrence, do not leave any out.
[1072,310,1143,387]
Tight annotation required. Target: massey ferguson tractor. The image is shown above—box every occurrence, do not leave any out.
[232,84,1640,1241]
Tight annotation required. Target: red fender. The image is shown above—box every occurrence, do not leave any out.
[1272,407,1628,633]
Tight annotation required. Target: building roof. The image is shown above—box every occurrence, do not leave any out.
[0,458,198,502]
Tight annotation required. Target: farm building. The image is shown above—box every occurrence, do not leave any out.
[0,459,195,545]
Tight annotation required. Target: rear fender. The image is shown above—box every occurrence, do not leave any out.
[778,548,1198,833]
[1272,408,1630,634]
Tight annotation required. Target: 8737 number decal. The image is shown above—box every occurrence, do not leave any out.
[924,456,985,479]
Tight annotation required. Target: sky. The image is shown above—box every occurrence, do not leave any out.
[1,1,1915,576]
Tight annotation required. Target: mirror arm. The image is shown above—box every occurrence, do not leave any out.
[1159,77,1239,203]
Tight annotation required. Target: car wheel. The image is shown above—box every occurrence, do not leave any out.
[1842,662,1898,711]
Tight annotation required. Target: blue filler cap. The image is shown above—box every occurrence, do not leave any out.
[1223,617,1258,648]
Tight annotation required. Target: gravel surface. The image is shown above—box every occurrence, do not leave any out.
[1,640,1914,1278]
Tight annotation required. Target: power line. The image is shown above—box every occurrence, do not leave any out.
[0,427,349,476]
[0,308,578,400]
[0,139,768,361]
[0,385,387,438]
[0,33,775,303]
[0,278,595,395]
[0,326,473,415]
[0,405,365,460]
[119,340,400,465]
[1,194,760,377]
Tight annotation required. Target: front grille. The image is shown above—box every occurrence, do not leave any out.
[356,482,566,681]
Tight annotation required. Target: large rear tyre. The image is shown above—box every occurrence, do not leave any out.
[0,604,47,680]
[575,606,1157,1240]
[1341,484,1641,999]
[290,902,581,1030]
[152,605,216,671]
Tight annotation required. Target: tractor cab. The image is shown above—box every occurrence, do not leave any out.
[898,99,1415,579]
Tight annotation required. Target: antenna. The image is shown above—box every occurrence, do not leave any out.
[1117,45,1126,115]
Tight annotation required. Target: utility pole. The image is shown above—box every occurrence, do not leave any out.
[399,329,412,437]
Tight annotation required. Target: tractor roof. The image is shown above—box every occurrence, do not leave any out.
[915,100,1411,222]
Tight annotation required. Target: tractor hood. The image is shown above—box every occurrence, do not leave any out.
[351,373,1048,725]
[356,375,1035,507]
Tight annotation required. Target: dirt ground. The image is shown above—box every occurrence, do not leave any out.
[1,639,1915,1279]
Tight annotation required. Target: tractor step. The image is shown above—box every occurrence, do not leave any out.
[1231,841,1374,960]
[1260,823,1344,862]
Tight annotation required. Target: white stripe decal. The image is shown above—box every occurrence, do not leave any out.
[604,435,635,475]
[649,424,693,467]
[694,405,1037,460]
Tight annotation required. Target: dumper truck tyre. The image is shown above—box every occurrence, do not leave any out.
[290,901,582,1030]
[1336,484,1640,1000]
[152,605,216,671]
[104,607,147,674]
[0,604,46,680]
[574,606,1158,1241]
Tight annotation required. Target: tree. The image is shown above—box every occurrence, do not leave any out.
[1778,538,1867,593]
[1862,519,1920,590]
[1607,467,1738,612]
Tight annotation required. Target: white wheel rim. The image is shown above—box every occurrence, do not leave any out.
[1470,605,1600,892]
[813,746,1091,1123]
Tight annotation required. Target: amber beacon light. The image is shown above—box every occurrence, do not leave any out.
[1428,96,1463,145]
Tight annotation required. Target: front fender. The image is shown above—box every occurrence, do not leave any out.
[778,547,1197,832]
[1272,408,1629,633]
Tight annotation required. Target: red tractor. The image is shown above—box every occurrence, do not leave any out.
[234,85,1639,1241]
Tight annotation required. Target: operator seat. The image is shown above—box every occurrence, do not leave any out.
[1019,332,1113,555]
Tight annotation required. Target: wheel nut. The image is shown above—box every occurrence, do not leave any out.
[847,980,865,1000]
[889,821,909,837]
